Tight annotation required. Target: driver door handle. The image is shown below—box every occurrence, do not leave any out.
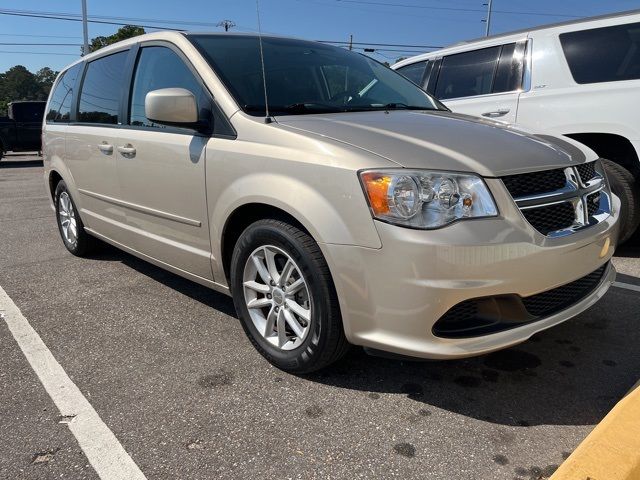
[117,144,136,157]
[482,108,510,118]
[98,142,113,154]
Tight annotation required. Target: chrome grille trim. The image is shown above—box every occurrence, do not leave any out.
[502,160,611,238]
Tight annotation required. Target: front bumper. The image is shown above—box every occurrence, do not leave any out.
[321,188,620,359]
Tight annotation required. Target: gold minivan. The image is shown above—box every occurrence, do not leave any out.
[43,32,619,372]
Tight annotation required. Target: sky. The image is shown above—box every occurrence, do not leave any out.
[0,0,639,72]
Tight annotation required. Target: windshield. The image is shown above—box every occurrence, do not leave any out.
[188,34,444,116]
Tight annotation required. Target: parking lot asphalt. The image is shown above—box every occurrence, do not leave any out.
[1,154,639,480]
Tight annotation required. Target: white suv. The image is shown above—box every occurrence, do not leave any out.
[393,9,640,243]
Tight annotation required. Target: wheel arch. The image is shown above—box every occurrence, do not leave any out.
[564,132,640,181]
[220,203,316,285]
[48,169,63,201]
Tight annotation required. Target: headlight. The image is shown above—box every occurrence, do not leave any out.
[359,169,498,229]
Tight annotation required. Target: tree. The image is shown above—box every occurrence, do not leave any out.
[0,65,60,115]
[89,25,145,53]
[34,67,59,95]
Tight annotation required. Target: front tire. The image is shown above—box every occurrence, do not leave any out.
[602,159,640,244]
[230,219,349,373]
[54,180,96,256]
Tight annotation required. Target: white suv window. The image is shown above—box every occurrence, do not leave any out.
[560,22,640,84]
[434,43,522,100]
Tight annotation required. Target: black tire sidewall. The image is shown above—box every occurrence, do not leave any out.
[230,221,334,372]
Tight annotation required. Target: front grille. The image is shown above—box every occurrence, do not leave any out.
[502,168,566,198]
[501,160,609,237]
[576,161,597,184]
[521,202,575,235]
[433,263,609,338]
[587,191,601,217]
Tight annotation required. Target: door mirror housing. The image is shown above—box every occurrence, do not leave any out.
[145,88,208,130]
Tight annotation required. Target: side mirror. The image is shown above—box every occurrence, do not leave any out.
[145,88,203,129]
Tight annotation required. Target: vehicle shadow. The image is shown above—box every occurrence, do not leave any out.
[86,242,237,318]
[0,159,43,169]
[305,284,640,427]
[86,242,638,427]
[615,232,640,258]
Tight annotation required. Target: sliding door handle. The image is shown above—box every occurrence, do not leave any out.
[117,144,136,157]
[482,109,510,118]
[97,142,113,154]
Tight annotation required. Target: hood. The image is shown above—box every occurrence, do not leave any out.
[275,110,592,177]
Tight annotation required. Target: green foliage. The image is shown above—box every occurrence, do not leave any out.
[89,25,145,53]
[0,65,58,116]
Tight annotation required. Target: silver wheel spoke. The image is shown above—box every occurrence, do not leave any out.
[247,297,272,310]
[252,254,272,285]
[278,260,294,287]
[283,309,304,338]
[276,309,288,347]
[264,306,277,336]
[285,298,311,322]
[243,280,270,294]
[264,248,280,284]
[286,278,304,295]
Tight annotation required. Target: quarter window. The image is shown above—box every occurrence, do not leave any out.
[560,22,640,84]
[396,61,427,86]
[130,46,207,128]
[493,43,520,93]
[46,64,81,123]
[78,51,128,124]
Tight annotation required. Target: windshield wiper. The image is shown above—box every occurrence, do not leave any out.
[342,103,435,112]
[243,103,343,115]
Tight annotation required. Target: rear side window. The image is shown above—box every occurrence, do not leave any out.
[435,46,501,100]
[46,64,81,123]
[560,22,640,84]
[129,46,209,129]
[78,51,128,124]
[396,61,427,86]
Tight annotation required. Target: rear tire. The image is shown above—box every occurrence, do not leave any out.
[602,159,640,244]
[230,219,349,373]
[54,180,96,256]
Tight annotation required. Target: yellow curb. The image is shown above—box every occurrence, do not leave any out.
[551,383,640,480]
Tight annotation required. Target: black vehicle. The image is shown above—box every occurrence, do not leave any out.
[0,101,46,160]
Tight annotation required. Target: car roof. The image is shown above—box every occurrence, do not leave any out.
[451,8,640,47]
[393,8,640,68]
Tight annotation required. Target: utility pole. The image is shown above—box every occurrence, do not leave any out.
[81,0,89,55]
[216,20,236,32]
[348,34,353,51]
[483,0,493,37]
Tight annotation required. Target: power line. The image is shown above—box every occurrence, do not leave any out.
[0,43,81,46]
[332,0,582,18]
[0,50,78,56]
[0,33,80,39]
[0,10,186,31]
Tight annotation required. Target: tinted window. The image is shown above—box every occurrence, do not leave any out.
[188,35,442,116]
[396,61,427,86]
[130,46,209,128]
[13,102,45,122]
[561,22,640,84]
[435,46,501,99]
[492,43,521,93]
[46,64,81,123]
[78,51,128,124]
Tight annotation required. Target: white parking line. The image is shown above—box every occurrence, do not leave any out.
[613,281,640,293]
[0,285,146,480]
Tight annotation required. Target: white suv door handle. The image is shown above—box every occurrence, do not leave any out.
[117,144,136,157]
[97,142,113,154]
[482,109,510,118]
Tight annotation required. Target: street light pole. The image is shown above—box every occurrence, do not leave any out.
[484,0,493,37]
[81,0,89,55]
